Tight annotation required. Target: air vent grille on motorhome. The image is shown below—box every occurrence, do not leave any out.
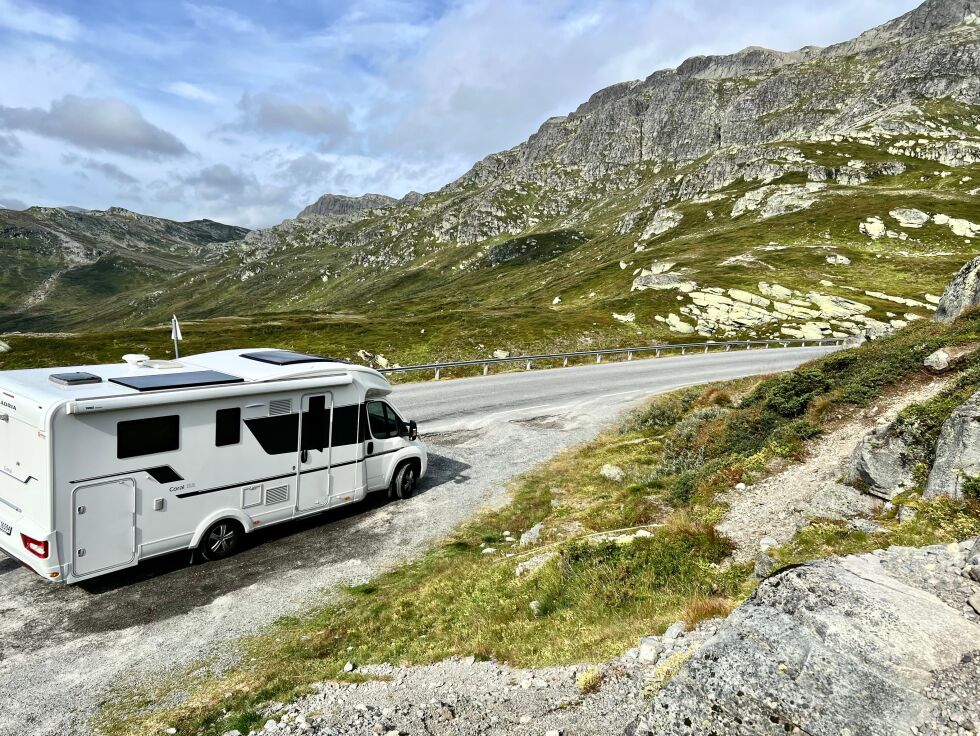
[264,485,289,505]
[269,398,292,416]
[49,372,103,387]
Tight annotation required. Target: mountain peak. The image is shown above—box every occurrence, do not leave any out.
[297,192,399,220]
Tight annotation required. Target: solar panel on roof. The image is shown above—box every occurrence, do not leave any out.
[241,350,346,366]
[49,372,103,387]
[108,370,244,392]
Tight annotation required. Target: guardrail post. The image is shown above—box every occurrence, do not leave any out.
[483,363,489,376]
[725,344,731,352]
[745,343,751,350]
[596,354,602,364]
[563,356,568,367]
[627,351,633,361]
[655,349,661,357]
[526,360,532,371]
[681,347,686,355]
[704,345,709,354]
[801,341,806,347]
[434,367,441,381]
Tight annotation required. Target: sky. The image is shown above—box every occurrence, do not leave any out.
[0,0,921,228]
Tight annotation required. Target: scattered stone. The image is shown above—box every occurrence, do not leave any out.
[613,311,636,323]
[638,637,664,664]
[754,553,778,579]
[663,622,686,641]
[0,340,9,353]
[519,523,544,546]
[924,344,980,373]
[970,594,980,616]
[640,209,683,239]
[515,553,555,578]
[599,464,626,482]
[847,518,890,535]
[344,662,355,673]
[529,601,543,616]
[860,216,887,239]
[966,566,980,583]
[826,254,851,266]
[482,547,497,555]
[552,296,562,305]
[890,208,930,228]
[759,536,778,551]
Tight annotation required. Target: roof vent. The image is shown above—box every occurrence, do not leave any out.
[122,353,149,367]
[143,360,184,370]
[49,372,103,387]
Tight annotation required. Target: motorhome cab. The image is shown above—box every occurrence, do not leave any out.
[0,349,426,583]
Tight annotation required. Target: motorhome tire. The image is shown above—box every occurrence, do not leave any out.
[391,462,418,500]
[199,520,243,560]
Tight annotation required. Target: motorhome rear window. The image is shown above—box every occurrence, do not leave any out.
[117,415,180,459]
[108,371,243,392]
[241,350,344,366]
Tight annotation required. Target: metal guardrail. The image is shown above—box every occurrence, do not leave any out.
[378,337,847,381]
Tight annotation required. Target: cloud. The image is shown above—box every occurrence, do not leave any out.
[0,95,189,159]
[236,92,351,140]
[0,194,28,210]
[184,3,259,34]
[0,132,22,157]
[278,152,334,187]
[0,0,80,41]
[61,153,139,185]
[165,81,219,104]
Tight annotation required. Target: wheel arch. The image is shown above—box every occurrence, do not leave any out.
[189,509,251,549]
[384,450,423,489]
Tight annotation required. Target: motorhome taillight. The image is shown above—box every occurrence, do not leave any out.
[20,534,49,559]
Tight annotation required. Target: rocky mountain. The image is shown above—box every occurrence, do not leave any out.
[297,193,400,220]
[3,0,979,362]
[0,206,247,329]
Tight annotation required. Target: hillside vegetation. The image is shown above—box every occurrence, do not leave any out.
[3,0,980,370]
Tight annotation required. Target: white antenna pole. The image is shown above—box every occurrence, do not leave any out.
[171,314,183,359]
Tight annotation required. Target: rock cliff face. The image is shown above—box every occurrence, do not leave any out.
[936,256,980,323]
[631,541,980,736]
[926,391,980,498]
[297,193,399,220]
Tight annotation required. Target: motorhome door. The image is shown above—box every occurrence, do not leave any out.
[364,400,405,491]
[72,478,136,578]
[296,393,333,511]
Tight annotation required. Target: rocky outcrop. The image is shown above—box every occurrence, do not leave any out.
[631,541,980,736]
[935,256,980,323]
[925,391,980,499]
[298,193,399,220]
[846,424,915,499]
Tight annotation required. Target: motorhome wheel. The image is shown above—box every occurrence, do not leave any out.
[199,520,243,560]
[392,463,417,500]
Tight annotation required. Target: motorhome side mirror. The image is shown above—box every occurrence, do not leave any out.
[409,420,418,440]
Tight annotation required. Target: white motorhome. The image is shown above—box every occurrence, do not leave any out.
[0,349,427,583]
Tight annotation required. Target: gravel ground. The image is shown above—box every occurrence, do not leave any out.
[220,622,724,736]
[0,349,831,736]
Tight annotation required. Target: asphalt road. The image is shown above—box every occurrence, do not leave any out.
[0,345,836,736]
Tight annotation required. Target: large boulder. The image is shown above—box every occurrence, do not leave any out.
[630,544,980,736]
[935,256,980,323]
[925,390,980,499]
[846,424,915,500]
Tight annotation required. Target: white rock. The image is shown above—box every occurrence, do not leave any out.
[640,209,683,239]
[492,349,510,359]
[758,282,794,299]
[0,340,9,353]
[728,289,770,307]
[599,464,626,482]
[639,636,664,664]
[826,254,851,266]
[889,208,930,228]
[663,622,687,640]
[343,661,355,672]
[553,296,562,305]
[860,217,887,240]
[667,313,695,334]
[481,547,496,555]
[613,312,636,323]
[760,537,778,551]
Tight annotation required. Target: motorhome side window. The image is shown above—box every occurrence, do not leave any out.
[117,415,180,459]
[367,401,400,439]
[215,408,241,447]
[245,402,361,455]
